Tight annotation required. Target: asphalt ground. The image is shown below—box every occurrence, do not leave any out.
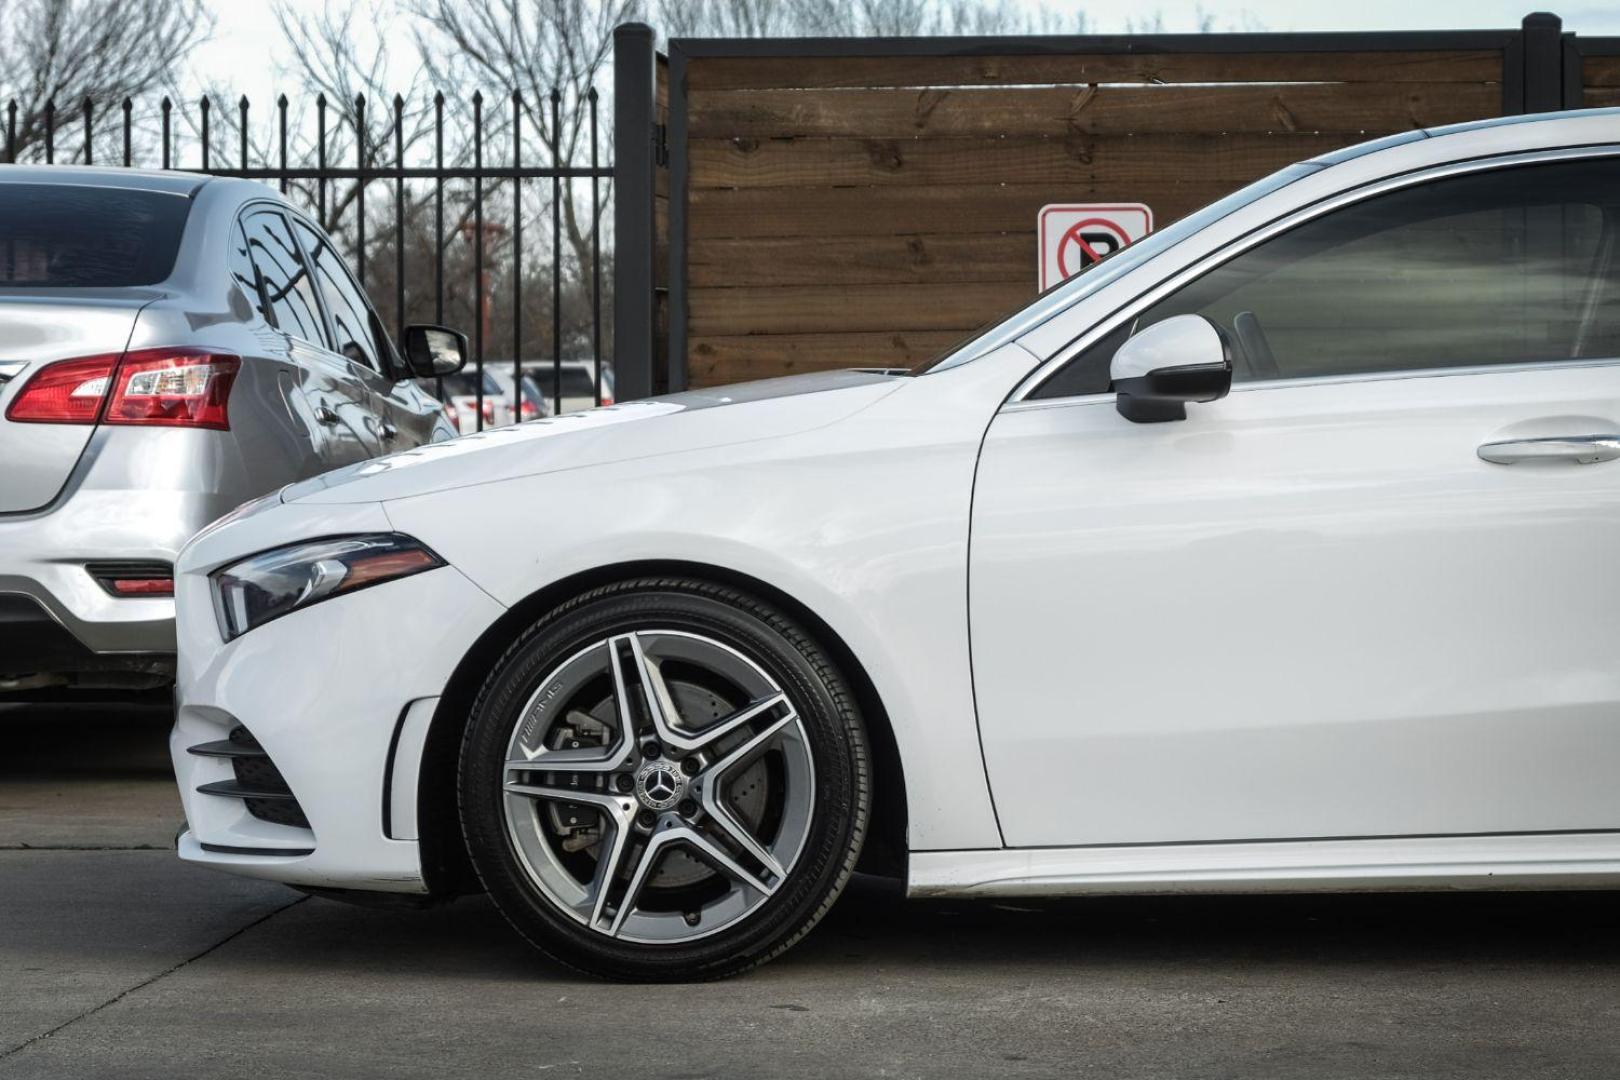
[3,702,1620,1078]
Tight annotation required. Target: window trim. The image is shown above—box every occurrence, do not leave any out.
[1009,144,1620,407]
[286,210,403,379]
[228,218,274,326]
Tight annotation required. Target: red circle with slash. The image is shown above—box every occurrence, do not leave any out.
[1057,218,1133,277]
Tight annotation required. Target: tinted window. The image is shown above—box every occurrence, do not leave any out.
[429,372,496,398]
[0,183,191,286]
[293,220,383,371]
[228,222,270,322]
[1037,159,1620,397]
[561,368,597,397]
[241,210,327,346]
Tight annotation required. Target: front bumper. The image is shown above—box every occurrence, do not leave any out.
[170,501,506,893]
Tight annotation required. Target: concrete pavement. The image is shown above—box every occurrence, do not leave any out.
[4,703,1620,1078]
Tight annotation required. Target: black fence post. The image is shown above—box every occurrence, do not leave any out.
[614,22,658,402]
[1508,12,1568,114]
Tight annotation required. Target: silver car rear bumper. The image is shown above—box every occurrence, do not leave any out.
[0,426,245,688]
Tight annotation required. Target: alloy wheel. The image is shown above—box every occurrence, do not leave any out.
[500,629,816,945]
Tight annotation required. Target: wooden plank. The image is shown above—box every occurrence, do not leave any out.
[1583,55,1620,87]
[689,331,966,384]
[654,194,669,287]
[1585,87,1620,107]
[690,133,1347,191]
[690,181,1242,238]
[689,281,1033,334]
[690,232,1035,287]
[688,83,1498,139]
[686,50,1505,91]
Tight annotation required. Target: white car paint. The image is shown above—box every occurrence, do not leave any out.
[172,108,1620,902]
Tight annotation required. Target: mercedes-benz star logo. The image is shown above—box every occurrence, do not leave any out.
[635,762,685,811]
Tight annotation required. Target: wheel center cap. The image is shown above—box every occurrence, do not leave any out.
[635,761,686,811]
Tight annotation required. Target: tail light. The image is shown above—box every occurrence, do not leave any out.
[106,350,238,429]
[601,394,614,407]
[3,354,117,423]
[6,348,239,429]
[519,399,537,420]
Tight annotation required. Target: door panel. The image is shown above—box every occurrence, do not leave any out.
[970,364,1620,847]
[287,339,382,466]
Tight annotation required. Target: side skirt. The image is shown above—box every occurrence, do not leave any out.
[906,831,1620,898]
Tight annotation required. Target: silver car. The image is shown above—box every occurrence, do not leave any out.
[0,166,467,697]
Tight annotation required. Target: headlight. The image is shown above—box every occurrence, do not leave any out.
[212,533,444,642]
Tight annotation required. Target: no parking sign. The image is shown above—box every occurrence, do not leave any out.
[1038,204,1153,290]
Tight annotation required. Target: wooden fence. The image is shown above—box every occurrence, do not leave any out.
[612,14,1618,393]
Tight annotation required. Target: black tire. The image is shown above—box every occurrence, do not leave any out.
[458,576,871,981]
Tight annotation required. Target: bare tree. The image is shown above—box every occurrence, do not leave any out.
[408,0,634,276]
[657,0,1085,37]
[0,0,213,162]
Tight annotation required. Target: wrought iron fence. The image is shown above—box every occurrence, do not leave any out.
[2,88,614,430]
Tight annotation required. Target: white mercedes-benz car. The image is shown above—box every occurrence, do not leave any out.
[172,109,1620,980]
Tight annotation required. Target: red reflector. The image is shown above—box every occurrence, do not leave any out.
[111,578,174,596]
[104,349,239,430]
[4,355,119,424]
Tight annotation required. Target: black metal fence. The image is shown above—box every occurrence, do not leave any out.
[3,87,616,431]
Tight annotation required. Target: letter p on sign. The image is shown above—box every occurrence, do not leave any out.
[1039,204,1153,291]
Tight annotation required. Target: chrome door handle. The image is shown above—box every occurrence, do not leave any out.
[1478,434,1620,465]
[313,403,339,426]
[379,421,399,441]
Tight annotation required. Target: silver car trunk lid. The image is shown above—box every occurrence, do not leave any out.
[0,293,148,513]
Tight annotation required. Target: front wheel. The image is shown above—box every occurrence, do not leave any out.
[458,577,871,981]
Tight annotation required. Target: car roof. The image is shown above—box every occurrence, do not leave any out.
[1424,105,1620,139]
[1308,106,1620,167]
[0,164,209,196]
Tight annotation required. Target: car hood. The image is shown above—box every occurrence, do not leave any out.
[281,369,906,505]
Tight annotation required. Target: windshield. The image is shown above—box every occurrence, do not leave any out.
[911,162,1322,374]
[0,183,192,287]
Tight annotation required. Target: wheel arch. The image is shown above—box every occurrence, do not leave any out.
[416,559,910,897]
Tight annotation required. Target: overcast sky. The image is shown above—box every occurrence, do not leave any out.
[195,1,1620,108]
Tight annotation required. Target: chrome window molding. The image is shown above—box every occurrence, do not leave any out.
[1007,143,1620,407]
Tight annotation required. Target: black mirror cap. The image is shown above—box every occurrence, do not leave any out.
[403,324,468,378]
[1115,360,1232,422]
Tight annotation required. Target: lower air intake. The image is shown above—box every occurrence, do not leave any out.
[189,725,311,830]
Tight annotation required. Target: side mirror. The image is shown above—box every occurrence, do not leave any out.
[403,324,468,378]
[1110,314,1233,423]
